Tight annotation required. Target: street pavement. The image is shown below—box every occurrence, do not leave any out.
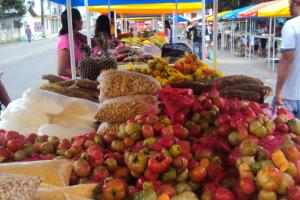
[0,37,278,101]
[0,38,57,100]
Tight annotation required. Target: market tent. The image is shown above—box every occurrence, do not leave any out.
[88,2,202,14]
[206,10,231,21]
[238,1,276,18]
[221,5,255,20]
[51,0,204,6]
[177,15,190,23]
[258,0,290,17]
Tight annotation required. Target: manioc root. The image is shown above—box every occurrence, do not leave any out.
[42,74,65,83]
[219,90,261,102]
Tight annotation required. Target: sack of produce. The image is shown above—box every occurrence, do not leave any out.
[51,115,97,130]
[97,122,121,136]
[99,70,161,100]
[0,173,42,200]
[1,104,50,128]
[95,95,160,123]
[37,183,97,200]
[38,124,94,140]
[0,120,40,136]
[0,160,73,187]
[58,100,99,122]
[22,88,72,115]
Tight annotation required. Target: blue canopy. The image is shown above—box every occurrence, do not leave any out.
[222,5,255,20]
[51,0,210,7]
[177,15,189,22]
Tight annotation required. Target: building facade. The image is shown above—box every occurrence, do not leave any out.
[20,0,63,40]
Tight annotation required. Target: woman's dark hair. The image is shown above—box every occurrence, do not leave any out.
[95,15,112,38]
[165,20,172,30]
[59,8,82,36]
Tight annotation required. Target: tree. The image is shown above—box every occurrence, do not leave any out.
[0,0,26,17]
[218,0,270,11]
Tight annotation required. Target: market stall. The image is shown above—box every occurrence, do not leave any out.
[6,1,300,200]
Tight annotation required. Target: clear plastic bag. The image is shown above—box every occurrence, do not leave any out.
[22,88,72,115]
[0,120,40,136]
[97,122,121,136]
[38,124,94,140]
[95,95,160,123]
[99,70,161,100]
[0,160,73,187]
[0,173,42,200]
[37,184,97,200]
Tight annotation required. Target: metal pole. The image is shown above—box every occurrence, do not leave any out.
[249,18,252,61]
[173,0,178,43]
[272,17,276,70]
[120,14,123,32]
[213,0,218,69]
[162,15,165,32]
[84,0,91,47]
[40,0,46,38]
[245,19,247,60]
[108,0,111,22]
[66,0,76,79]
[114,11,117,38]
[268,18,272,69]
[201,0,206,61]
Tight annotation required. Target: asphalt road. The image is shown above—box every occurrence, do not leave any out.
[0,37,57,100]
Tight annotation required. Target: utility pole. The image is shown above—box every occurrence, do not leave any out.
[41,0,46,38]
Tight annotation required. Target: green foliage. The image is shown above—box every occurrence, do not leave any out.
[0,0,26,17]
[13,19,23,28]
[218,0,270,11]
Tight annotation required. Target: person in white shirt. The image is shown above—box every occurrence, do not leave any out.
[275,0,300,118]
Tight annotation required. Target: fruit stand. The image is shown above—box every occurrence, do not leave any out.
[1,48,300,200]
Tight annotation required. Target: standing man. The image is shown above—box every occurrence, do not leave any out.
[25,25,32,43]
[275,0,300,118]
[188,22,205,59]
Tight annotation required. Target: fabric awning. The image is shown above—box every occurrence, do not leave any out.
[221,5,255,20]
[206,10,231,21]
[238,1,276,18]
[88,2,202,15]
[258,0,290,18]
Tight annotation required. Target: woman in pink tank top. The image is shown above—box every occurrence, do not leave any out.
[56,8,84,79]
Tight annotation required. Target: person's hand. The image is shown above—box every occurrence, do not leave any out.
[275,93,284,106]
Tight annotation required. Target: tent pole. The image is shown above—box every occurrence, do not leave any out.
[108,0,111,22]
[249,18,252,61]
[66,0,76,79]
[245,18,247,60]
[84,0,91,47]
[213,0,218,69]
[114,11,117,38]
[174,0,178,43]
[162,15,165,32]
[201,0,206,62]
[272,17,276,70]
[268,18,272,69]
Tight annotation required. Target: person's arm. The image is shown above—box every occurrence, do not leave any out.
[275,22,296,105]
[0,80,11,107]
[275,50,295,105]
[57,49,72,77]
